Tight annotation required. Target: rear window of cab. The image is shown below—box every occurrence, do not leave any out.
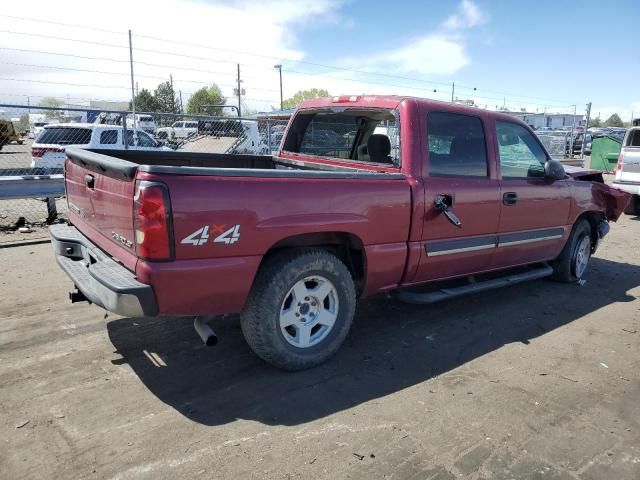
[36,127,92,145]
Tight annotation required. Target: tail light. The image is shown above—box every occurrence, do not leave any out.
[133,181,174,260]
[32,147,64,158]
[616,151,625,171]
[332,95,361,103]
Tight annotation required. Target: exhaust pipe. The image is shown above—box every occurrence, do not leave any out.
[194,316,218,346]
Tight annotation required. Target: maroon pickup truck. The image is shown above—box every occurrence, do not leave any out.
[49,95,629,370]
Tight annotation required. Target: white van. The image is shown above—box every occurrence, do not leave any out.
[31,123,169,169]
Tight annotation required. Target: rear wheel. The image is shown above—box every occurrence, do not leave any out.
[240,250,356,371]
[551,219,592,283]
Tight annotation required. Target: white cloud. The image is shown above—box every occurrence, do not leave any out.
[443,0,489,30]
[337,1,487,79]
[0,0,346,108]
[0,0,495,114]
[360,35,469,77]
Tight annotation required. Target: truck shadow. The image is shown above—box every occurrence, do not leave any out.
[107,257,639,427]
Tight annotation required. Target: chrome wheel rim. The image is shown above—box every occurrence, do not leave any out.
[574,235,591,278]
[279,276,339,348]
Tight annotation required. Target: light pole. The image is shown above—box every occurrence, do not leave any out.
[274,64,283,110]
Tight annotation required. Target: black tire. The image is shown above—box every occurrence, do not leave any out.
[624,195,640,216]
[240,250,356,371]
[551,219,592,283]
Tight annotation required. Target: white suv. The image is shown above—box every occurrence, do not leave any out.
[613,127,640,215]
[126,114,156,135]
[31,123,168,169]
[156,121,198,140]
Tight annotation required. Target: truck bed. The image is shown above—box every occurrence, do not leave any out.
[72,148,401,180]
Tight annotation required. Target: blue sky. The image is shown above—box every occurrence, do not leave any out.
[0,0,637,120]
[289,0,639,120]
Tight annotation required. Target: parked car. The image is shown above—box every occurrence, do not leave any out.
[126,114,156,135]
[31,123,170,169]
[49,95,629,371]
[31,121,48,139]
[155,121,199,140]
[566,133,592,155]
[613,127,640,215]
[0,120,24,150]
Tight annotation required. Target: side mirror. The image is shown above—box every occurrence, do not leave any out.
[544,159,566,181]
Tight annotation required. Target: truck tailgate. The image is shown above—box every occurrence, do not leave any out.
[65,150,138,271]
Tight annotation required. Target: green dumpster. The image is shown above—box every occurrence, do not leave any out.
[590,135,621,172]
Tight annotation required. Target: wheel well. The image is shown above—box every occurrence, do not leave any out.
[575,211,605,246]
[261,232,366,292]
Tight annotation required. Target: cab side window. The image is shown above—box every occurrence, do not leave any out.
[496,121,547,179]
[427,112,488,177]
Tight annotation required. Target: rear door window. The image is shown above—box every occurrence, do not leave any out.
[36,127,92,145]
[427,112,488,177]
[99,130,119,145]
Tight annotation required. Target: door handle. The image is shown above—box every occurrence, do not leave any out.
[434,194,462,228]
[502,192,517,205]
[85,174,95,189]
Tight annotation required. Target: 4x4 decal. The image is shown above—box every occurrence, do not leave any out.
[181,225,241,246]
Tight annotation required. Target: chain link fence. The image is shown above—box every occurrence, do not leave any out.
[0,104,289,238]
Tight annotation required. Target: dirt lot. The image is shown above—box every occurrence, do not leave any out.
[1,216,639,479]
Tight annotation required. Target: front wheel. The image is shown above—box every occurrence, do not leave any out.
[240,250,356,371]
[551,219,592,283]
[624,195,640,216]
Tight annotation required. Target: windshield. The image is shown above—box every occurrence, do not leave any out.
[36,127,92,145]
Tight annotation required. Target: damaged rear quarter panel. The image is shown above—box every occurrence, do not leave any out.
[569,178,630,222]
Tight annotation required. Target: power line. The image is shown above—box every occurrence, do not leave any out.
[0,27,577,106]
[0,21,582,108]
[0,77,129,90]
[0,46,130,63]
[0,61,280,93]
[0,14,125,35]
[0,29,128,49]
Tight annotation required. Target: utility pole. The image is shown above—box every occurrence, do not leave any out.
[274,64,283,110]
[179,90,183,114]
[581,102,592,161]
[170,74,176,113]
[237,64,242,117]
[451,81,455,102]
[128,30,136,129]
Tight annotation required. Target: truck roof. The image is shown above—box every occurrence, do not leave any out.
[297,95,527,124]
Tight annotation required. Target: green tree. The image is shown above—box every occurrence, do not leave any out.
[154,81,179,114]
[186,84,226,115]
[14,113,29,133]
[282,88,329,109]
[38,97,63,118]
[604,113,623,127]
[589,117,601,128]
[129,88,159,112]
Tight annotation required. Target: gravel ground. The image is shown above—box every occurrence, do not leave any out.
[1,206,639,480]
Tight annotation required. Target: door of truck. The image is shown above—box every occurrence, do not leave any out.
[492,119,571,269]
[413,109,501,283]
